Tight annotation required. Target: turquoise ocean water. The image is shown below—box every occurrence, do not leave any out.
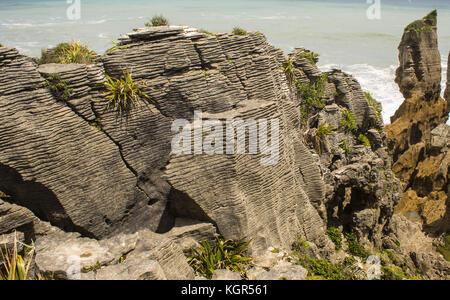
[1,0,449,123]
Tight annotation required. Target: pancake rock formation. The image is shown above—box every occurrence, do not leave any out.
[0,16,446,279]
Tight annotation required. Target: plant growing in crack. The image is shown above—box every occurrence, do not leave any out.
[102,70,153,119]
[316,122,335,140]
[43,74,73,102]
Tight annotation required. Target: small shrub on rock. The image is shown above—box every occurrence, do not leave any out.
[39,41,97,65]
[102,71,153,119]
[232,27,247,36]
[187,237,252,279]
[145,15,169,27]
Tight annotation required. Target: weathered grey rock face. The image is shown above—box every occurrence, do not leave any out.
[0,27,338,255]
[383,214,450,280]
[34,219,213,280]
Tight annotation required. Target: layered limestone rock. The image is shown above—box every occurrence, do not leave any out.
[0,27,335,255]
[1,25,403,279]
[385,11,450,232]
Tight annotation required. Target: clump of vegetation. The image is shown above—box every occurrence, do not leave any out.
[300,51,319,64]
[405,10,436,33]
[327,227,343,252]
[381,265,409,280]
[297,74,327,124]
[0,43,4,47]
[291,237,310,252]
[145,15,169,27]
[106,41,131,53]
[339,139,352,155]
[0,237,34,280]
[102,71,153,119]
[39,41,97,65]
[43,74,73,102]
[89,117,103,132]
[202,70,208,79]
[341,109,357,132]
[364,92,382,122]
[294,255,356,280]
[317,123,335,141]
[405,20,432,33]
[187,237,252,279]
[343,256,357,267]
[232,27,247,36]
[345,232,369,260]
[358,134,371,147]
[199,29,213,35]
[283,58,298,85]
[437,234,450,262]
[81,261,101,273]
[0,190,10,199]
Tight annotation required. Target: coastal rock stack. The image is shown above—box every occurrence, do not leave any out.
[385,11,450,232]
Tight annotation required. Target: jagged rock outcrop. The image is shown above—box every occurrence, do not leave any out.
[288,48,401,247]
[394,10,442,101]
[1,25,402,279]
[385,11,449,232]
[383,214,450,280]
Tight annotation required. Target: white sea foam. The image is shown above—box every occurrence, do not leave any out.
[320,61,449,124]
[319,63,404,124]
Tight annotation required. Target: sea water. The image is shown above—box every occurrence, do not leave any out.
[1,0,449,123]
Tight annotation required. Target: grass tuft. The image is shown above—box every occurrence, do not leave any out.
[187,237,252,279]
[317,123,335,140]
[145,15,169,27]
[0,234,34,280]
[39,41,97,65]
[43,74,73,102]
[364,92,382,122]
[300,51,320,64]
[102,71,153,119]
[283,58,298,85]
[232,27,247,36]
